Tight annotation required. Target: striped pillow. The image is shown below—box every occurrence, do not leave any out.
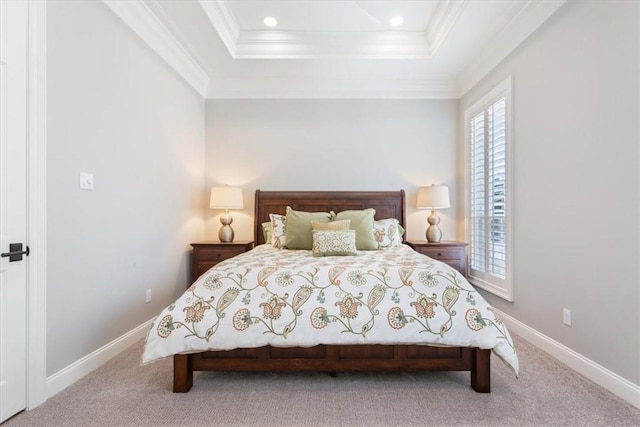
[311,219,351,231]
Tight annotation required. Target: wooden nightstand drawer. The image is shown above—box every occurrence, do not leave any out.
[198,247,247,262]
[407,241,468,276]
[417,248,460,260]
[190,241,254,284]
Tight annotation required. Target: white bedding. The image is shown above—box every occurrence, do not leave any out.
[142,244,519,374]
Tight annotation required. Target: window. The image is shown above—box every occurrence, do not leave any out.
[465,77,513,301]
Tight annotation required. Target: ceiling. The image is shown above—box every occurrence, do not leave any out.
[103,0,566,99]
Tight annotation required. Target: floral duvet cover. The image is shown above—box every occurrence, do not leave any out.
[142,244,519,374]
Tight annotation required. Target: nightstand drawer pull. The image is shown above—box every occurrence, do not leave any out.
[424,249,460,259]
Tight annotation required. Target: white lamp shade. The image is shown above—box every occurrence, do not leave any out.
[416,185,450,209]
[210,186,244,210]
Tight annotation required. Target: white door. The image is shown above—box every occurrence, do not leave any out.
[0,0,28,422]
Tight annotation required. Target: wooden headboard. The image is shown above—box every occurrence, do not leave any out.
[254,190,406,246]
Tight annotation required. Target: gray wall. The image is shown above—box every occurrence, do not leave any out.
[204,99,461,243]
[44,0,639,392]
[461,1,639,384]
[46,1,205,375]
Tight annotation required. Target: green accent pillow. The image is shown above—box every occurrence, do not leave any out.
[335,208,377,250]
[284,206,333,249]
[312,230,358,256]
[261,221,272,244]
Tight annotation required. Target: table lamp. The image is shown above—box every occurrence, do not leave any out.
[210,186,243,242]
[416,185,450,243]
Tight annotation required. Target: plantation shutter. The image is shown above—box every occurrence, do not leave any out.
[466,77,512,301]
[487,97,507,279]
[469,112,486,274]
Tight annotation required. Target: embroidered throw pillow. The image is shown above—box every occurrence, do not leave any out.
[312,230,358,257]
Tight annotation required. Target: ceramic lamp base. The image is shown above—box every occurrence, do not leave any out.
[218,210,235,242]
[426,209,442,243]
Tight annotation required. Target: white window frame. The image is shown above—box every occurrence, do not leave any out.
[464,76,513,301]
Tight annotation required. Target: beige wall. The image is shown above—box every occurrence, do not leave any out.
[204,99,461,243]
[461,1,640,384]
[46,1,205,375]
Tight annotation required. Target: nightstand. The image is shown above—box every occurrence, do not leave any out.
[406,241,468,276]
[190,241,254,282]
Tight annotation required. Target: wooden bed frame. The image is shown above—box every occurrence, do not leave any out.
[174,190,491,393]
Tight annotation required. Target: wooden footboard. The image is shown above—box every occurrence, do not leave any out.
[173,345,491,393]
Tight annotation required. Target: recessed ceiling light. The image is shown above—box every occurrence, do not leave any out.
[263,17,278,27]
[390,16,404,27]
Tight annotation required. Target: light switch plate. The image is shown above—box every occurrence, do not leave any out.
[79,172,94,190]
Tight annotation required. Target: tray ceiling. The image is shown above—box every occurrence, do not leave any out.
[104,0,566,99]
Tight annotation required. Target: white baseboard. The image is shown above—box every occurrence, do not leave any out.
[43,312,640,410]
[46,319,153,399]
[493,308,640,409]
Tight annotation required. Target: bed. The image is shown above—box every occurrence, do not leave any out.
[142,190,518,393]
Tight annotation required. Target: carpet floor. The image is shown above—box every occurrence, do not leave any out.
[5,334,639,426]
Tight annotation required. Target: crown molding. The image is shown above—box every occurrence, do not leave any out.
[198,0,239,58]
[144,0,214,77]
[426,0,467,54]
[104,0,565,99]
[103,0,209,97]
[206,77,458,99]
[201,0,467,59]
[234,31,431,59]
[456,0,567,97]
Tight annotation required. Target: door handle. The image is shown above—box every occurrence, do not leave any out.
[1,243,30,262]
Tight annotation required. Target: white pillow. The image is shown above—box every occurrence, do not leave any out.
[372,218,403,248]
[269,214,287,249]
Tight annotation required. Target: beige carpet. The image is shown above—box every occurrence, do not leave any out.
[5,335,639,426]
